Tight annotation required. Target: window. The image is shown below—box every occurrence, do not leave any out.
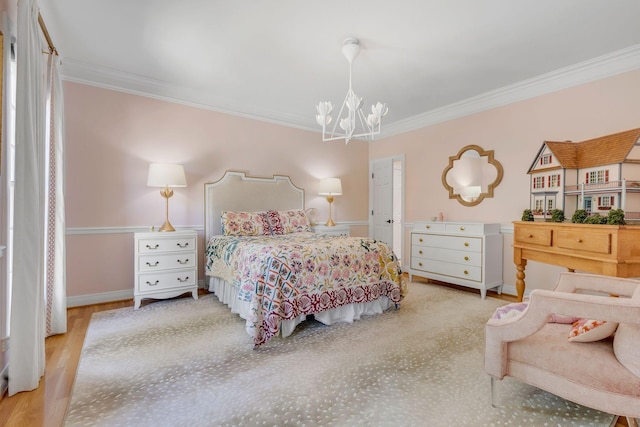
[547,199,554,211]
[548,174,561,188]
[534,199,544,212]
[586,169,609,184]
[540,154,552,165]
[598,195,614,209]
[533,176,545,189]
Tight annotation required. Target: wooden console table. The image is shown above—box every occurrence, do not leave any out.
[513,221,640,301]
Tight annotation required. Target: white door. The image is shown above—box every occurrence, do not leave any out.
[370,158,394,245]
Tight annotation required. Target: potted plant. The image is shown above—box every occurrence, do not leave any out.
[521,209,534,221]
[607,208,626,225]
[571,209,588,224]
[550,209,565,223]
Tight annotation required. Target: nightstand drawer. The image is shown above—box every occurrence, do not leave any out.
[138,253,196,272]
[137,269,196,292]
[138,236,196,254]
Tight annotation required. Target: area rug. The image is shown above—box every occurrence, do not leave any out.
[65,282,615,426]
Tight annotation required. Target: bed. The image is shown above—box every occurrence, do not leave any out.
[204,171,406,347]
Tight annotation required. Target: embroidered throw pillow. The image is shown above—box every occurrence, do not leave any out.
[568,318,618,342]
[221,211,271,236]
[267,210,311,234]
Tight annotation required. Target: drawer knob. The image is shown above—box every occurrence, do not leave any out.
[177,242,190,248]
[464,242,469,247]
[577,239,583,243]
[425,225,430,229]
[460,226,465,231]
[178,259,189,265]
[146,261,159,267]
[146,280,159,286]
[177,276,190,283]
[418,262,423,267]
[146,244,160,250]
[419,238,423,242]
[464,256,469,261]
[464,270,469,275]
[528,234,533,238]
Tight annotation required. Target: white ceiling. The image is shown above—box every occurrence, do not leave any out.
[38,1,640,139]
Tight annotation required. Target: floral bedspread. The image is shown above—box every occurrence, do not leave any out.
[205,232,405,347]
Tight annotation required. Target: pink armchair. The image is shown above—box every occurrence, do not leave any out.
[485,272,640,425]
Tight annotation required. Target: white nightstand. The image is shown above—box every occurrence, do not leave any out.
[312,224,350,236]
[134,230,198,309]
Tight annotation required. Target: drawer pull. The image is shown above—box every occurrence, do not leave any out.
[177,242,190,248]
[418,250,423,255]
[460,226,465,231]
[418,262,423,267]
[146,261,159,267]
[146,280,159,286]
[146,244,160,250]
[463,270,469,275]
[177,276,190,283]
[577,239,583,243]
[528,234,533,238]
[177,259,189,265]
[464,242,469,247]
[419,238,424,242]
[425,225,430,229]
[464,256,469,261]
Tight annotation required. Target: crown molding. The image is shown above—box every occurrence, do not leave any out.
[379,44,640,139]
[62,44,640,139]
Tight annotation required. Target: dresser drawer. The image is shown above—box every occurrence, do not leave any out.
[138,253,196,272]
[414,222,445,233]
[412,233,482,252]
[137,269,196,292]
[412,246,482,267]
[514,226,552,247]
[444,223,484,235]
[556,229,612,254]
[138,236,196,254]
[411,258,482,282]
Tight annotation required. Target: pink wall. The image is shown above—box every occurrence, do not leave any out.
[370,68,640,292]
[64,82,369,297]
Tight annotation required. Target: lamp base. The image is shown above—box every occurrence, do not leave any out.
[325,218,336,226]
[158,220,175,232]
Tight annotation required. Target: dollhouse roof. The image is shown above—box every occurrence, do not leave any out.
[538,128,640,171]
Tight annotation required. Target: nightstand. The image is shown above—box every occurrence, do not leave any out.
[134,230,198,309]
[312,224,350,236]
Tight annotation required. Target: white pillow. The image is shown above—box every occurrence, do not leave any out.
[568,319,618,343]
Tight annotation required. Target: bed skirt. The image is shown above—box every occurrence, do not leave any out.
[207,276,393,339]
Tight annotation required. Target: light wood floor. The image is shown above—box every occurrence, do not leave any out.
[0,283,629,427]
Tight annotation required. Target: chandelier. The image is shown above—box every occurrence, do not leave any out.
[316,37,388,144]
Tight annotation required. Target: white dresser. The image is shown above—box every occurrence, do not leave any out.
[311,224,350,236]
[134,230,198,309]
[409,221,503,299]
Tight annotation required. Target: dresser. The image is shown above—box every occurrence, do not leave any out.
[311,224,350,236]
[409,221,503,299]
[134,230,198,309]
[513,221,640,301]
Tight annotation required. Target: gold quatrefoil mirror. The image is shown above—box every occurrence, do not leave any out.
[442,145,504,207]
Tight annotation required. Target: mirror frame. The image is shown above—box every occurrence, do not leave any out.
[441,144,504,207]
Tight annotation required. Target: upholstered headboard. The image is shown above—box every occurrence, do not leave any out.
[204,171,305,242]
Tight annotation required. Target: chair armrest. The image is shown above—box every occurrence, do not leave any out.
[485,289,640,378]
[553,272,640,298]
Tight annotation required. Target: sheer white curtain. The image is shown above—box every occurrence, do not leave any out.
[9,0,47,395]
[45,51,66,337]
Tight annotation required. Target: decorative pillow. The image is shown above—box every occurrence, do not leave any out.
[613,323,640,377]
[568,318,618,342]
[491,302,528,320]
[221,211,271,236]
[267,210,311,234]
[549,314,581,324]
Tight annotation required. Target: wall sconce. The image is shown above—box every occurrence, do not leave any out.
[147,163,187,232]
[318,178,342,226]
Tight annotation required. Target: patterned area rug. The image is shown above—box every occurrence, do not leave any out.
[65,282,615,426]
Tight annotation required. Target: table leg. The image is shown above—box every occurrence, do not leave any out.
[516,260,527,302]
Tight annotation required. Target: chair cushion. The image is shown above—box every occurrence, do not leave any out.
[508,323,640,397]
[614,323,640,377]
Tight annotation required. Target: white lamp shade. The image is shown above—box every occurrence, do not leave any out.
[318,178,342,196]
[147,163,187,188]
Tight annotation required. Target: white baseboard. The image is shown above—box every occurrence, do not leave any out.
[67,280,208,308]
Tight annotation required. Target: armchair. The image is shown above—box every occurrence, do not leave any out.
[485,272,640,425]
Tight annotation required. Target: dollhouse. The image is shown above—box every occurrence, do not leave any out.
[527,127,640,220]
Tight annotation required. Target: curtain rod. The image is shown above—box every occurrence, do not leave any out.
[38,13,58,56]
